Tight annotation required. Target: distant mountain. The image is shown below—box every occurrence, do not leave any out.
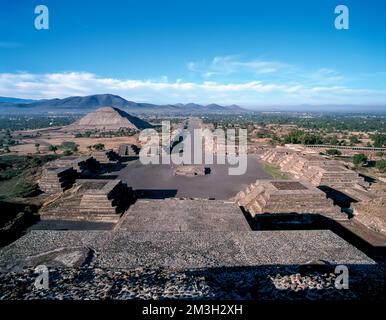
[249,104,386,114]
[0,94,247,114]
[0,96,37,104]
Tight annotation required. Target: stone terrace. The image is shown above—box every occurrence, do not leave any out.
[260,148,368,190]
[236,179,343,220]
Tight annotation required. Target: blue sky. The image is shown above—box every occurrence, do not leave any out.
[0,0,385,107]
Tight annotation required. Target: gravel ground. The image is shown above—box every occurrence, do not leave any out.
[1,260,384,300]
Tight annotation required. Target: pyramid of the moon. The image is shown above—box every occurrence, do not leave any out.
[69,106,152,131]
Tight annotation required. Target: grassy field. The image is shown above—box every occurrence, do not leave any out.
[0,155,58,201]
[262,163,289,180]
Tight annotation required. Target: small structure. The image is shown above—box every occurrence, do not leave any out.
[38,167,77,194]
[173,165,206,177]
[92,149,120,163]
[45,156,100,175]
[40,179,133,222]
[236,179,343,220]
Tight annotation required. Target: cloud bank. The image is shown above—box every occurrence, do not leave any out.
[0,56,385,107]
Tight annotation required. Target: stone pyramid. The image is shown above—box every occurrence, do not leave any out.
[69,106,152,131]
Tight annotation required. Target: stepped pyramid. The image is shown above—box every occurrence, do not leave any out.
[40,179,133,222]
[68,106,152,131]
[91,149,120,163]
[38,167,78,194]
[260,148,368,189]
[45,156,100,174]
[236,180,343,220]
[79,179,133,216]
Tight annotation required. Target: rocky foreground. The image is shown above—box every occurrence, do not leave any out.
[1,262,385,300]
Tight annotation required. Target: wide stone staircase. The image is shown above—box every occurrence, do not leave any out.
[79,179,133,216]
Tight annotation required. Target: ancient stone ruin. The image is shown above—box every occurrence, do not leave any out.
[91,149,120,163]
[45,156,100,175]
[38,167,78,194]
[261,148,368,190]
[353,195,386,235]
[66,106,152,131]
[117,198,251,231]
[236,179,343,220]
[80,179,132,216]
[173,165,206,176]
[40,179,133,222]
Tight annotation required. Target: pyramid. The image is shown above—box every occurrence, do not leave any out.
[69,106,152,131]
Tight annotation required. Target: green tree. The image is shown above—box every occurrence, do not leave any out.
[372,134,386,148]
[48,145,58,153]
[353,153,368,167]
[328,135,339,145]
[34,143,40,154]
[60,141,79,152]
[349,135,360,144]
[93,143,105,150]
[376,159,386,172]
[326,148,342,156]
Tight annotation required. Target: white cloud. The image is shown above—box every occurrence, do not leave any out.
[0,71,385,106]
[187,55,290,78]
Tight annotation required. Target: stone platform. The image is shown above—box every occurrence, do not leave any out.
[0,229,374,271]
[116,199,250,231]
[236,180,344,220]
[173,165,206,176]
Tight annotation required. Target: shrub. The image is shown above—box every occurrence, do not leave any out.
[326,149,342,156]
[60,141,79,152]
[63,149,73,156]
[376,159,386,172]
[353,153,368,167]
[48,145,58,153]
[93,143,105,150]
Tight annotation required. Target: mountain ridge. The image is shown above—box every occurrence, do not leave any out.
[0,94,246,114]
